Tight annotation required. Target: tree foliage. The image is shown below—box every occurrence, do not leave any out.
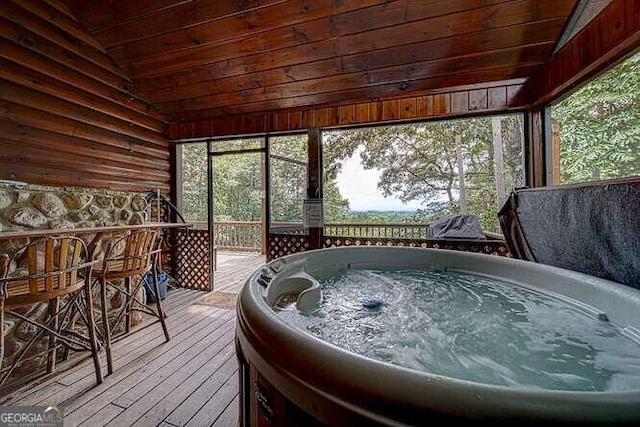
[323,116,524,232]
[180,142,208,222]
[552,52,640,183]
[179,136,350,224]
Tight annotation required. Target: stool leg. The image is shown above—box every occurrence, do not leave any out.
[46,297,59,374]
[152,265,170,342]
[125,277,131,335]
[84,282,103,384]
[0,304,4,382]
[100,276,114,375]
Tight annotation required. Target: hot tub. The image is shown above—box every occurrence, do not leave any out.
[236,247,640,425]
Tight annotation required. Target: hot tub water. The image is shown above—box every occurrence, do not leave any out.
[275,269,640,392]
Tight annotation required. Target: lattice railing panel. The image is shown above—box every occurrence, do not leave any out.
[172,229,211,290]
[323,237,510,257]
[267,234,311,261]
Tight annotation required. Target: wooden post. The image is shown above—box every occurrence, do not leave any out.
[307,127,322,250]
[551,119,561,185]
[527,107,546,188]
[260,152,267,255]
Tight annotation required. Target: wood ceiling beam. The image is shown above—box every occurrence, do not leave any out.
[50,0,580,125]
[157,44,547,114]
[143,19,563,104]
[107,0,392,62]
[40,0,77,20]
[165,65,537,121]
[95,0,287,47]
[64,0,190,32]
[124,0,511,78]
[128,0,573,81]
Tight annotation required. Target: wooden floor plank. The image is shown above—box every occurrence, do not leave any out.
[106,330,235,423]
[77,403,125,427]
[61,314,235,426]
[16,304,223,406]
[5,288,210,404]
[133,346,237,426]
[116,339,236,426]
[212,396,239,427]
[5,251,260,427]
[58,304,220,386]
[19,306,224,409]
[185,373,239,427]
[214,251,264,294]
[162,357,238,426]
[15,381,67,407]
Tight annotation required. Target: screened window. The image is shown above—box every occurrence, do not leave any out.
[177,142,207,222]
[548,51,640,185]
[322,115,524,234]
[210,138,265,222]
[269,134,307,232]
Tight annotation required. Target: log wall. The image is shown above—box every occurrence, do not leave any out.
[0,0,170,193]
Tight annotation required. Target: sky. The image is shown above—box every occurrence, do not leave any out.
[334,148,424,211]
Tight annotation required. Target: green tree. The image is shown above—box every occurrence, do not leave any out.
[180,142,208,221]
[323,116,523,232]
[179,136,350,225]
[552,52,640,183]
[213,153,262,221]
[270,134,350,224]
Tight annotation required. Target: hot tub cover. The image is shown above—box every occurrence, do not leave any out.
[428,214,486,240]
[498,177,640,289]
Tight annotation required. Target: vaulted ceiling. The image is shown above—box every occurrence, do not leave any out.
[61,0,579,123]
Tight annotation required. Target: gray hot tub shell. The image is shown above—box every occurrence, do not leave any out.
[236,247,640,425]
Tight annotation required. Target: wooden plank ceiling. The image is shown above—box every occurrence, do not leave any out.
[61,0,579,123]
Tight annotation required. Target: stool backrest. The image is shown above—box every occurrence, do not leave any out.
[0,236,92,309]
[101,229,159,279]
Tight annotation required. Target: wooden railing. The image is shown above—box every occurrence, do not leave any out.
[324,223,430,239]
[214,221,262,251]
[191,221,262,251]
[192,221,305,251]
[192,221,502,252]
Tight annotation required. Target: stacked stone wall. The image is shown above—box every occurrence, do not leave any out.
[0,183,152,387]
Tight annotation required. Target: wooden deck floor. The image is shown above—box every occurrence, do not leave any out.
[213,251,266,294]
[3,251,266,427]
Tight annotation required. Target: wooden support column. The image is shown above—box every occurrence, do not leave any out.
[261,150,268,255]
[307,127,323,250]
[550,119,561,185]
[526,107,546,188]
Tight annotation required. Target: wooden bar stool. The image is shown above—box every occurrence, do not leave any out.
[93,229,169,375]
[0,237,103,389]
